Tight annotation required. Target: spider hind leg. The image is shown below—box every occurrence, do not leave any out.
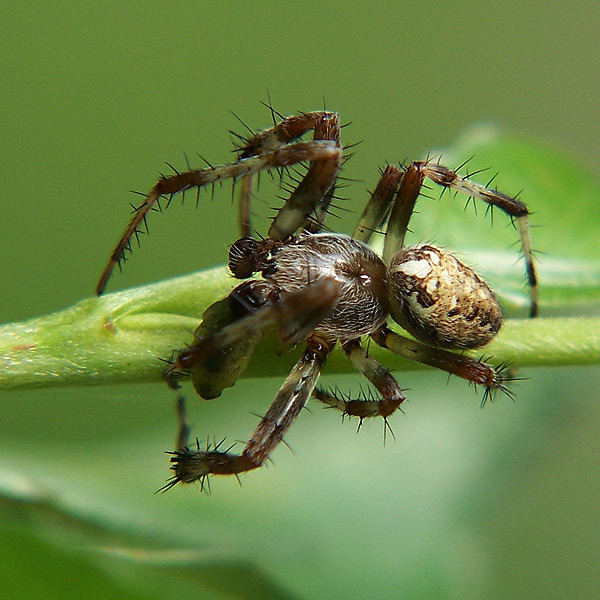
[416,160,538,317]
[371,326,513,404]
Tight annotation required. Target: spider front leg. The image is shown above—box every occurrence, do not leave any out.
[96,110,342,294]
[165,334,334,488]
[237,110,342,238]
[162,277,340,488]
[266,111,341,239]
[164,280,274,399]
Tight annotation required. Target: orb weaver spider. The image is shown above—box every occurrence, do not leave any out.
[97,109,538,491]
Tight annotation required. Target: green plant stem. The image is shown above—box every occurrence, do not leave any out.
[1,267,599,391]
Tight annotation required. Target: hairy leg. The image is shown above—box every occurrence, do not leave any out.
[381,164,423,263]
[162,335,333,489]
[164,278,340,398]
[352,165,404,244]
[235,110,343,238]
[267,112,342,240]
[371,325,515,404]
[97,111,342,294]
[238,173,254,238]
[416,160,538,317]
[362,159,538,317]
[314,339,405,423]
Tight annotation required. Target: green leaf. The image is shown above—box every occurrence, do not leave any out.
[0,473,301,600]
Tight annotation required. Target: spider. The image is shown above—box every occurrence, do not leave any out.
[96,109,538,491]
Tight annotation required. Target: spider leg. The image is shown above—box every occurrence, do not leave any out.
[267,112,342,240]
[381,164,424,263]
[240,110,344,236]
[314,338,405,424]
[415,161,538,317]
[238,173,254,238]
[174,394,191,453]
[164,280,273,399]
[240,111,339,158]
[371,325,513,401]
[304,183,337,234]
[164,277,340,399]
[96,139,340,295]
[352,165,404,244]
[165,334,334,485]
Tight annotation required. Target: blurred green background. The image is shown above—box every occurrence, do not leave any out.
[1,2,600,599]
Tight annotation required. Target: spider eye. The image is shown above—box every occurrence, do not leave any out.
[387,244,503,350]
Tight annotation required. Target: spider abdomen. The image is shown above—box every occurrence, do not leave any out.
[387,244,502,350]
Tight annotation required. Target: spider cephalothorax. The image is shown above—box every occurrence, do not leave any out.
[96,109,537,491]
